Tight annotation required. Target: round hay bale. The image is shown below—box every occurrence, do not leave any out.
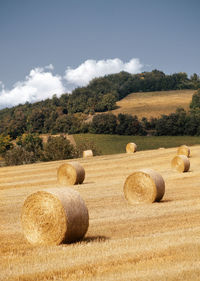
[21,187,89,245]
[177,145,190,157]
[171,155,190,173]
[126,143,137,153]
[83,150,93,158]
[57,162,85,186]
[123,168,165,204]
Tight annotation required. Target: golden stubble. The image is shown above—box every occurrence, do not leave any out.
[1,145,200,280]
[112,89,195,119]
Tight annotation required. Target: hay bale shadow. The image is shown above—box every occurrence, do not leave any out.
[82,235,109,244]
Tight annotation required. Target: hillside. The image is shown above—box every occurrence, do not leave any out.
[1,146,200,280]
[111,89,195,119]
[0,70,199,138]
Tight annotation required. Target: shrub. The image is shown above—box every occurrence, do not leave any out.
[190,89,200,109]
[0,134,13,155]
[42,135,75,161]
[5,146,35,166]
[75,140,101,158]
[16,133,43,159]
[90,114,117,134]
[116,114,146,136]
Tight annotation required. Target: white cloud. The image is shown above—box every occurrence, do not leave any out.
[0,66,65,108]
[45,64,54,70]
[64,58,143,86]
[0,81,4,89]
[0,58,143,109]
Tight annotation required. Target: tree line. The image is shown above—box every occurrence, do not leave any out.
[0,70,200,138]
[1,89,200,166]
[1,88,200,141]
[0,134,101,166]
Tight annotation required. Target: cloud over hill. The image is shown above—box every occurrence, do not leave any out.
[64,58,143,86]
[0,58,143,108]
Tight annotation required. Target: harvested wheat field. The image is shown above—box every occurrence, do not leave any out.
[1,145,200,280]
[112,89,195,118]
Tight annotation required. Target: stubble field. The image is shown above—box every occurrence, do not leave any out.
[112,89,195,118]
[1,145,200,280]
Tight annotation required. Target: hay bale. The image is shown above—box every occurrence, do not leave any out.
[21,187,89,245]
[126,143,137,153]
[83,150,93,158]
[171,155,190,173]
[123,168,165,204]
[177,145,190,157]
[57,162,85,186]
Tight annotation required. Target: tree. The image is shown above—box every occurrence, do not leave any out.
[75,140,101,158]
[190,89,200,109]
[54,115,73,133]
[90,114,117,134]
[97,92,117,111]
[0,134,13,154]
[185,108,200,135]
[28,109,45,133]
[4,146,35,166]
[116,114,146,135]
[6,109,27,138]
[190,73,200,89]
[155,108,187,136]
[42,135,75,161]
[16,133,43,159]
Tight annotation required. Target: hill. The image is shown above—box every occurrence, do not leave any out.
[111,89,195,119]
[0,70,199,138]
[1,146,200,280]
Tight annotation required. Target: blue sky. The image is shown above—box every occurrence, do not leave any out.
[0,0,199,108]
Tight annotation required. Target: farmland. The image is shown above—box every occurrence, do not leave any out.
[111,89,195,118]
[74,133,200,155]
[1,145,200,280]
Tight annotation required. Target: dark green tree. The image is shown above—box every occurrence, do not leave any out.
[42,135,75,161]
[0,134,13,154]
[190,73,200,89]
[190,89,200,109]
[5,146,35,166]
[90,114,117,134]
[116,114,146,135]
[16,133,43,159]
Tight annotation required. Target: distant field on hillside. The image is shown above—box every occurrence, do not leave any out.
[111,89,195,119]
[74,134,200,155]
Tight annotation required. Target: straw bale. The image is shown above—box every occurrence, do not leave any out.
[126,143,137,153]
[123,168,165,204]
[57,162,85,185]
[21,187,89,245]
[177,145,190,157]
[83,150,93,158]
[171,155,190,173]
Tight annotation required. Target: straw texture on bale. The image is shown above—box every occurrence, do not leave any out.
[126,143,137,153]
[57,162,85,186]
[21,187,89,245]
[177,145,190,157]
[83,150,93,158]
[123,168,165,204]
[171,155,190,173]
